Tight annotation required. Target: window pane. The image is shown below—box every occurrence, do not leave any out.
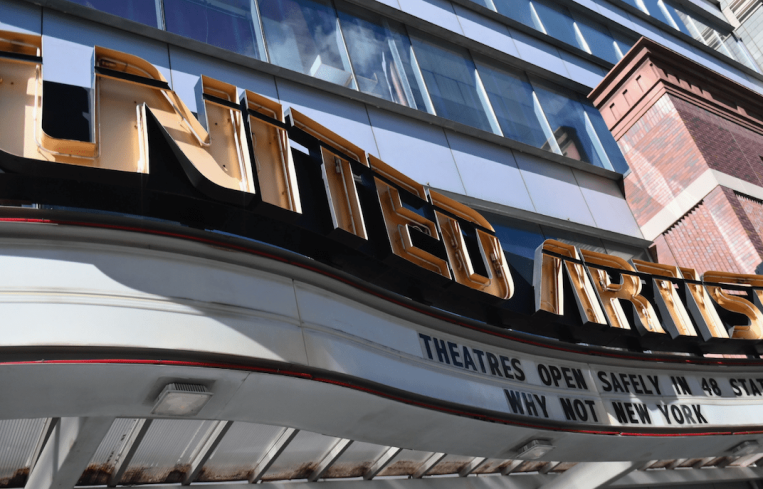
[66,0,159,27]
[164,0,265,59]
[493,0,543,30]
[661,2,696,37]
[613,32,633,58]
[336,2,428,109]
[724,35,760,71]
[410,32,495,132]
[572,13,620,63]
[531,77,610,168]
[487,214,545,285]
[258,0,356,88]
[476,61,550,148]
[532,0,580,48]
[579,97,630,173]
[640,0,677,27]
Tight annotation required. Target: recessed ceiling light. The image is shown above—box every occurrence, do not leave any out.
[152,383,212,416]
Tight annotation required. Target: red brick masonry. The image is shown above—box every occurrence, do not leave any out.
[589,38,763,274]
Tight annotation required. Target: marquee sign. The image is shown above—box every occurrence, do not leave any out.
[1,30,763,358]
[416,329,763,430]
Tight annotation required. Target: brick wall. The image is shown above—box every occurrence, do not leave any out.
[620,95,709,226]
[672,97,763,186]
[650,186,763,274]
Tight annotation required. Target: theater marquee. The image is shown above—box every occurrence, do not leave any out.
[2,29,763,364]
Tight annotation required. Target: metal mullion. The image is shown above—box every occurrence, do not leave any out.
[249,427,299,483]
[182,420,234,485]
[108,419,153,487]
[458,457,488,477]
[308,438,353,482]
[364,446,402,480]
[404,26,436,115]
[501,460,524,475]
[412,452,447,479]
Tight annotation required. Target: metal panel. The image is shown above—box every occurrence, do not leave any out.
[77,418,137,486]
[197,422,284,482]
[322,441,389,479]
[0,418,46,488]
[426,454,474,476]
[377,449,434,477]
[119,419,218,485]
[260,430,340,481]
[366,107,466,194]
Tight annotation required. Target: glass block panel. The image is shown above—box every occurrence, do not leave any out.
[336,1,429,110]
[426,454,473,475]
[198,422,285,482]
[476,60,550,149]
[377,449,433,477]
[65,0,161,27]
[119,419,218,485]
[410,32,497,133]
[0,419,47,488]
[258,0,356,88]
[78,418,138,486]
[261,431,339,481]
[322,441,389,478]
[164,0,267,60]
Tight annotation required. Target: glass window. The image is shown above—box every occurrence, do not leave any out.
[493,0,544,31]
[336,2,429,110]
[640,0,679,27]
[409,32,498,133]
[66,0,161,27]
[572,13,621,63]
[724,35,761,72]
[258,0,356,88]
[579,97,630,173]
[613,31,633,58]
[532,0,581,48]
[488,214,545,285]
[531,77,613,169]
[661,1,698,37]
[476,61,551,148]
[164,0,266,60]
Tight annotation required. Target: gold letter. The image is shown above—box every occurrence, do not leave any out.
[703,271,763,340]
[680,268,728,340]
[0,33,255,204]
[429,190,513,300]
[533,240,606,325]
[242,90,301,215]
[632,260,696,338]
[581,249,665,335]
[370,155,450,279]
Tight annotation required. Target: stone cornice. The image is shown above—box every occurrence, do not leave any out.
[589,37,763,141]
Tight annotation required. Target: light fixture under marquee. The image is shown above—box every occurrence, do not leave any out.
[516,439,554,459]
[729,440,760,456]
[152,382,212,416]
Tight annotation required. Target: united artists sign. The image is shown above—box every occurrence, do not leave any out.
[1,31,762,357]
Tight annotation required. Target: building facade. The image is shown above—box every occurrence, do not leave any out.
[2,0,763,488]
